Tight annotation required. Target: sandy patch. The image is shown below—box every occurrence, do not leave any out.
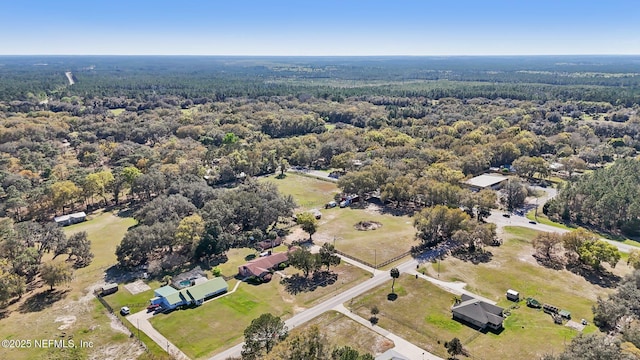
[89,343,145,360]
[374,337,395,355]
[364,203,383,215]
[107,313,131,335]
[285,227,332,245]
[55,315,77,330]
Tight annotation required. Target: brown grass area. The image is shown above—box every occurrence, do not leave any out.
[293,311,394,356]
[0,211,149,360]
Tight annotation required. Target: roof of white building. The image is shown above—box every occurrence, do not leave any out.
[465,174,508,188]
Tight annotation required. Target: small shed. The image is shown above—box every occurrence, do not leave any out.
[100,283,118,296]
[559,310,571,319]
[506,289,520,301]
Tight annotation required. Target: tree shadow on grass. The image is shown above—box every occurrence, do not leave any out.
[282,271,337,295]
[18,289,69,313]
[565,263,621,288]
[0,308,10,320]
[532,254,565,270]
[104,265,146,284]
[452,249,493,264]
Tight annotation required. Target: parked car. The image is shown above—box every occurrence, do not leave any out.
[147,304,160,312]
[325,201,337,209]
[120,306,130,315]
[529,221,537,225]
[502,213,511,218]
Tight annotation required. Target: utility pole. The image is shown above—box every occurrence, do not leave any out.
[374,249,377,273]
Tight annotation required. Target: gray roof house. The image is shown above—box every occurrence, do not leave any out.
[452,294,504,330]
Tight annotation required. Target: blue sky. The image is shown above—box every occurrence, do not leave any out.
[1,0,638,55]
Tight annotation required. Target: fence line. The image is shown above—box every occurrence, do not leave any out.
[335,249,411,269]
[376,251,412,268]
[94,291,150,354]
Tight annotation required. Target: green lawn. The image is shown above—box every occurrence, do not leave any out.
[151,280,293,359]
[261,172,339,211]
[109,108,125,116]
[526,209,574,231]
[63,210,137,291]
[103,281,162,314]
[349,225,625,359]
[150,262,370,359]
[216,247,260,278]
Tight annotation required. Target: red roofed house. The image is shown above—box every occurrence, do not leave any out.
[238,251,290,279]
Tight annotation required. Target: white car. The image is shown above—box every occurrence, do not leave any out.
[120,306,130,316]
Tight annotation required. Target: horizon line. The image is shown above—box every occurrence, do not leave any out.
[1,54,639,57]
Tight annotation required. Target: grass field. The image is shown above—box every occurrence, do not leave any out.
[150,262,370,359]
[263,173,416,265]
[349,276,477,358]
[348,225,629,359]
[0,210,151,360]
[109,108,125,116]
[320,208,415,265]
[261,172,339,211]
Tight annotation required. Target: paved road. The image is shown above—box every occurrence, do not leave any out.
[488,210,637,253]
[210,258,423,360]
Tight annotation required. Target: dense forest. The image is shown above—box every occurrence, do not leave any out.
[1,56,639,104]
[546,159,640,235]
[0,55,638,302]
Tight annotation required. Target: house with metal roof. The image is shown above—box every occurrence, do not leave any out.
[452,294,504,330]
[183,277,228,306]
[54,211,87,226]
[151,278,228,310]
